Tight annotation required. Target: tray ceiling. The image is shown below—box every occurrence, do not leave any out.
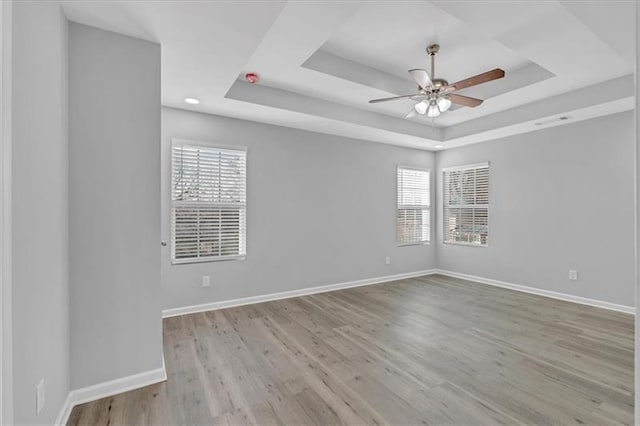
[62,0,635,151]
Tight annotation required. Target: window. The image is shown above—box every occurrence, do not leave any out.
[171,141,246,263]
[397,167,430,245]
[443,162,489,246]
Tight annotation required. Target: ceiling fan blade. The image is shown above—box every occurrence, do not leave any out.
[369,94,418,104]
[408,69,433,90]
[439,86,456,95]
[450,94,483,108]
[405,108,417,119]
[450,68,505,91]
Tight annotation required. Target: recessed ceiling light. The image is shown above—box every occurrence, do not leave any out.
[184,98,200,105]
[435,144,444,148]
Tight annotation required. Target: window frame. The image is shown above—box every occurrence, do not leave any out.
[396,165,431,247]
[442,162,490,248]
[170,139,248,265]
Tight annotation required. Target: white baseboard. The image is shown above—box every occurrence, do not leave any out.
[54,268,632,424]
[162,268,635,318]
[55,362,166,425]
[434,269,635,315]
[162,269,437,318]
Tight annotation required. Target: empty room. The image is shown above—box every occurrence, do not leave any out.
[1,1,639,425]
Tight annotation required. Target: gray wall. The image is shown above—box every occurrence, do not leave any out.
[69,23,162,389]
[12,2,69,424]
[161,107,436,310]
[436,111,635,307]
[634,3,639,417]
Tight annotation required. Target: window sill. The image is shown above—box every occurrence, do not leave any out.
[443,241,488,248]
[397,241,430,247]
[172,255,246,265]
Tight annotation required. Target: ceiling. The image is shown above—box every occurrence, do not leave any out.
[61,1,635,151]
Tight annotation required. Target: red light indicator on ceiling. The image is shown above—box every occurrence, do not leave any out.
[245,72,260,84]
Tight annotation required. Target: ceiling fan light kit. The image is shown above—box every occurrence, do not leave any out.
[369,43,505,122]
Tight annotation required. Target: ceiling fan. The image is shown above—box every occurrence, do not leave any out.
[369,44,505,120]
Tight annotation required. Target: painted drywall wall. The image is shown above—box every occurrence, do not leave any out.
[161,107,436,310]
[1,1,13,423]
[436,111,635,307]
[11,2,69,424]
[69,23,162,389]
[634,1,638,419]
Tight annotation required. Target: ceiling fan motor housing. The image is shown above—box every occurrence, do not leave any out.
[431,78,448,91]
[426,44,440,56]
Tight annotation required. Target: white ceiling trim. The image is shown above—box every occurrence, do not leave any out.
[226,80,444,143]
[443,97,634,149]
[445,73,634,142]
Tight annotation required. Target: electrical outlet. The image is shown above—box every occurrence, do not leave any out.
[385,256,391,265]
[569,270,578,281]
[202,275,211,287]
[36,379,45,415]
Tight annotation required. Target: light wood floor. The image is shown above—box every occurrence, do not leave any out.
[68,274,634,425]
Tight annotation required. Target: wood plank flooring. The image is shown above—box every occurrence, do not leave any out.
[68,274,635,425]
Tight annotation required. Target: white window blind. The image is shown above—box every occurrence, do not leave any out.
[171,142,246,263]
[443,163,489,246]
[397,167,430,245]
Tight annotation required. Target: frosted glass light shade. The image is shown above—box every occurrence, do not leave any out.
[414,100,428,114]
[437,95,452,112]
[426,101,440,117]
